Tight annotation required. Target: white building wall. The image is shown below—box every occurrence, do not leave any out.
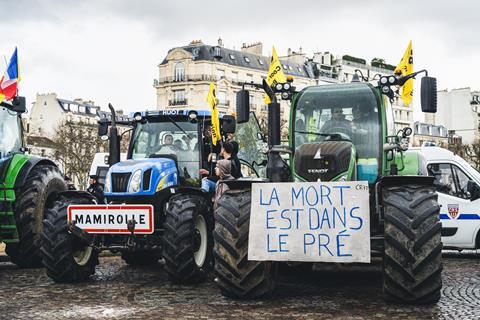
[434,88,478,144]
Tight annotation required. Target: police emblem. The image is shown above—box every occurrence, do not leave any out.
[448,204,459,219]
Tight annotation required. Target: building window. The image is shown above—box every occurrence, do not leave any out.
[232,71,239,82]
[174,62,185,82]
[218,91,227,105]
[173,89,186,105]
[258,59,264,65]
[244,56,250,63]
[216,69,225,80]
[288,65,293,70]
[229,54,235,60]
[297,66,302,72]
[283,64,288,70]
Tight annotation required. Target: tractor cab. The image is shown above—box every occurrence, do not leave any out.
[103,109,235,199]
[291,83,384,183]
[0,97,25,162]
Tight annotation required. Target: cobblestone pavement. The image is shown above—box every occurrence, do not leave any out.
[0,252,478,319]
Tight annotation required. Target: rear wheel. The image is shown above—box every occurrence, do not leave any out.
[6,164,66,267]
[213,189,276,299]
[382,184,442,304]
[162,194,213,283]
[41,195,99,282]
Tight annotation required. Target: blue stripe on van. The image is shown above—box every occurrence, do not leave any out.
[440,213,480,220]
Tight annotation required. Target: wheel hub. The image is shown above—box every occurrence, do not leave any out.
[193,215,208,268]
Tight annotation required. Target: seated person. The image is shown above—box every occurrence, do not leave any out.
[151,134,179,154]
[320,107,352,136]
[174,139,184,150]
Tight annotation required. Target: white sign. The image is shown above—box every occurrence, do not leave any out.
[248,182,370,263]
[68,205,154,234]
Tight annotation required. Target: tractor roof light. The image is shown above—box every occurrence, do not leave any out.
[275,83,283,91]
[388,76,396,84]
[380,77,388,85]
[283,83,291,91]
[382,86,390,94]
[286,75,294,82]
[281,92,290,100]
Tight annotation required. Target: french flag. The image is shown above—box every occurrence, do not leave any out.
[0,47,20,101]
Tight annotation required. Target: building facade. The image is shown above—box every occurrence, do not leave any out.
[425,88,480,145]
[154,39,411,129]
[412,121,449,147]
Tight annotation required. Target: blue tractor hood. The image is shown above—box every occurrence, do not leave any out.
[105,157,178,196]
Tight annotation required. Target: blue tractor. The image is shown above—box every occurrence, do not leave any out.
[41,106,236,283]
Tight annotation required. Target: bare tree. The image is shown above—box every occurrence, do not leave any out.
[52,119,107,189]
[462,141,480,170]
[256,112,289,142]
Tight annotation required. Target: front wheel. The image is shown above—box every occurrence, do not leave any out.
[382,184,442,304]
[162,195,213,283]
[213,189,276,299]
[41,195,99,282]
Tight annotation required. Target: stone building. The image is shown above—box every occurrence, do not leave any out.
[154,39,410,129]
[411,121,449,147]
[25,93,127,187]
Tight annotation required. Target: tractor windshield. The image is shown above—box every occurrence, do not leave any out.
[293,83,381,159]
[130,119,200,180]
[0,107,22,158]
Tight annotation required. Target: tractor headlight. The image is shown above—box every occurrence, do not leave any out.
[128,170,142,193]
[104,174,111,193]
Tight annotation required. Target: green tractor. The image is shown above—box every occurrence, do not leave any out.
[0,97,66,267]
[214,70,442,304]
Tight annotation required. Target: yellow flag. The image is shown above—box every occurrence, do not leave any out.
[0,93,5,104]
[264,46,287,104]
[207,82,221,146]
[395,40,413,106]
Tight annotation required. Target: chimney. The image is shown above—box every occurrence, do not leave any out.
[241,42,263,55]
[218,37,224,47]
[288,48,292,56]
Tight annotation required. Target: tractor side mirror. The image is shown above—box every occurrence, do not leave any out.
[221,115,236,134]
[11,96,26,113]
[421,77,437,113]
[236,90,250,124]
[98,118,109,137]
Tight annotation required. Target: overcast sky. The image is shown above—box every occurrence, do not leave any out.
[0,0,478,115]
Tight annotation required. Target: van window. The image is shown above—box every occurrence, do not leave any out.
[427,163,472,199]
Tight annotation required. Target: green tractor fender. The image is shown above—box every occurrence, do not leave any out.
[394,150,429,176]
[14,157,59,189]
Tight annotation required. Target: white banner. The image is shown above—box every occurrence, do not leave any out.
[68,205,154,234]
[248,182,370,263]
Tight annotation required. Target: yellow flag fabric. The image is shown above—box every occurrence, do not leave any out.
[207,82,221,146]
[395,40,413,106]
[264,46,287,104]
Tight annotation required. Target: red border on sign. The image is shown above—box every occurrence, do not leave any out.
[67,205,154,234]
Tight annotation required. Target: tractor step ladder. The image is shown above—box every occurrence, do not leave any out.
[0,185,19,243]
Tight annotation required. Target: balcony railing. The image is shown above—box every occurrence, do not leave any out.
[157,75,217,84]
[168,99,188,106]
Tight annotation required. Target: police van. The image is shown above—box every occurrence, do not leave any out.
[410,147,480,250]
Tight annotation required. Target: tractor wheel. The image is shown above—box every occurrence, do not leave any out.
[382,184,442,304]
[41,195,99,282]
[121,251,160,266]
[162,194,213,283]
[5,164,66,267]
[213,189,276,299]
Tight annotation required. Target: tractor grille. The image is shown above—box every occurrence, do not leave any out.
[111,173,131,192]
[294,141,353,181]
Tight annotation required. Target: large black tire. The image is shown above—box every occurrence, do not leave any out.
[382,184,442,304]
[162,194,213,283]
[5,164,66,267]
[41,195,99,282]
[213,189,276,299]
[121,251,160,266]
